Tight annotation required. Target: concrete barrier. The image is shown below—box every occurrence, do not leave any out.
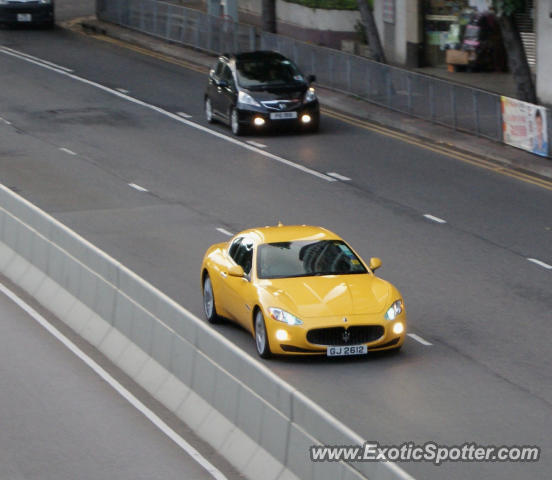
[0,184,413,480]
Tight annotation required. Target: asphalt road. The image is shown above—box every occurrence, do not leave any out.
[1,7,551,480]
[0,279,238,480]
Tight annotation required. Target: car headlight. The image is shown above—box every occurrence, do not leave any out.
[268,307,303,326]
[304,87,317,103]
[238,91,261,107]
[384,300,403,321]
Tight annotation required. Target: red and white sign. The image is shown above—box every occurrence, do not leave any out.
[501,96,549,157]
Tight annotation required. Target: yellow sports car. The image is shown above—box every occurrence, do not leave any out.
[201,225,406,358]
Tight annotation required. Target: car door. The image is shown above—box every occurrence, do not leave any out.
[217,64,236,122]
[225,237,257,331]
[207,59,225,117]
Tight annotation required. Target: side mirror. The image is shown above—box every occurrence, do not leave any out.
[369,257,382,272]
[217,79,228,88]
[228,264,245,277]
[308,74,316,84]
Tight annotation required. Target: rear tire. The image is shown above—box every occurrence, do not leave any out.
[254,310,271,358]
[202,274,220,324]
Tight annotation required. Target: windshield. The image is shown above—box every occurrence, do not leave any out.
[257,240,368,279]
[236,57,305,89]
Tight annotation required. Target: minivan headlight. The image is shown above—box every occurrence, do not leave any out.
[385,300,403,321]
[238,91,261,107]
[304,87,317,103]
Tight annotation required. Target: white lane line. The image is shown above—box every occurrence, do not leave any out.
[216,228,233,237]
[1,46,73,72]
[0,47,336,183]
[59,147,77,156]
[327,172,351,181]
[246,140,266,148]
[0,282,228,480]
[116,88,129,94]
[527,258,552,270]
[177,112,192,119]
[423,214,447,224]
[128,183,149,192]
[408,333,433,346]
[0,117,12,125]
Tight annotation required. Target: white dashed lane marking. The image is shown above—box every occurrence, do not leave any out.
[128,183,149,192]
[527,258,552,270]
[216,228,233,237]
[407,333,433,346]
[327,172,351,181]
[59,147,77,155]
[423,214,447,224]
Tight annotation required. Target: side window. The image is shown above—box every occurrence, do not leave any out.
[214,59,224,77]
[221,65,234,86]
[233,239,253,275]
[229,237,243,260]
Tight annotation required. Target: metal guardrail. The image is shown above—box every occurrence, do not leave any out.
[96,0,256,54]
[260,32,503,142]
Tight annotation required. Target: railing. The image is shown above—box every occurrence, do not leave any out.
[260,32,504,141]
[96,0,256,54]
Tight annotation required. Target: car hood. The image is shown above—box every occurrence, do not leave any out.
[261,275,391,318]
[244,86,306,101]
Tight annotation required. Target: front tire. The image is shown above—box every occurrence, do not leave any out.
[254,310,271,358]
[230,108,245,136]
[202,274,220,324]
[205,97,214,123]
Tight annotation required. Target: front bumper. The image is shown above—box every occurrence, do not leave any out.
[236,101,319,130]
[264,311,406,356]
[0,3,54,25]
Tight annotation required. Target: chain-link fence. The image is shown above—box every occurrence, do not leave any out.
[96,0,256,54]
[260,32,504,142]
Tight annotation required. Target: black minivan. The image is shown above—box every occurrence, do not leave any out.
[0,0,54,28]
[204,51,319,136]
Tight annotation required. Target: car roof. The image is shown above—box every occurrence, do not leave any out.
[224,51,287,63]
[237,225,341,244]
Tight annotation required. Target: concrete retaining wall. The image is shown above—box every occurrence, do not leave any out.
[0,184,412,480]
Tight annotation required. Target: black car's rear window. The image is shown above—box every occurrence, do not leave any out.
[257,240,367,279]
[236,57,305,88]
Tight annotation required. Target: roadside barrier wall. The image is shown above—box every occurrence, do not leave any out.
[0,184,413,480]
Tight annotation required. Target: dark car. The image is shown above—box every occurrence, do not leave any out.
[0,0,54,28]
[204,51,319,136]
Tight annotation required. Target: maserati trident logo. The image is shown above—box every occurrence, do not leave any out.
[343,317,348,323]
[342,329,351,343]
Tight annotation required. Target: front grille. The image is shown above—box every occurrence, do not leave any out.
[307,326,384,346]
[260,99,300,111]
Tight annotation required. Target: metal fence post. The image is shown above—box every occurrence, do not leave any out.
[207,15,212,52]
[346,56,352,92]
[153,0,158,35]
[407,74,412,114]
[429,82,435,121]
[166,4,172,40]
[140,0,145,31]
[180,7,187,43]
[496,97,503,141]
[473,91,480,136]
[451,85,457,130]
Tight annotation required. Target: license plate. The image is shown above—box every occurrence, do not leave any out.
[327,345,368,357]
[270,111,297,120]
[17,14,32,22]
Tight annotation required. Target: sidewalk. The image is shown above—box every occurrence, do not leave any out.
[71,16,552,181]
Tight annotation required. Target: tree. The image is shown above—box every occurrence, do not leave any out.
[261,0,276,33]
[494,0,536,103]
[356,0,386,63]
